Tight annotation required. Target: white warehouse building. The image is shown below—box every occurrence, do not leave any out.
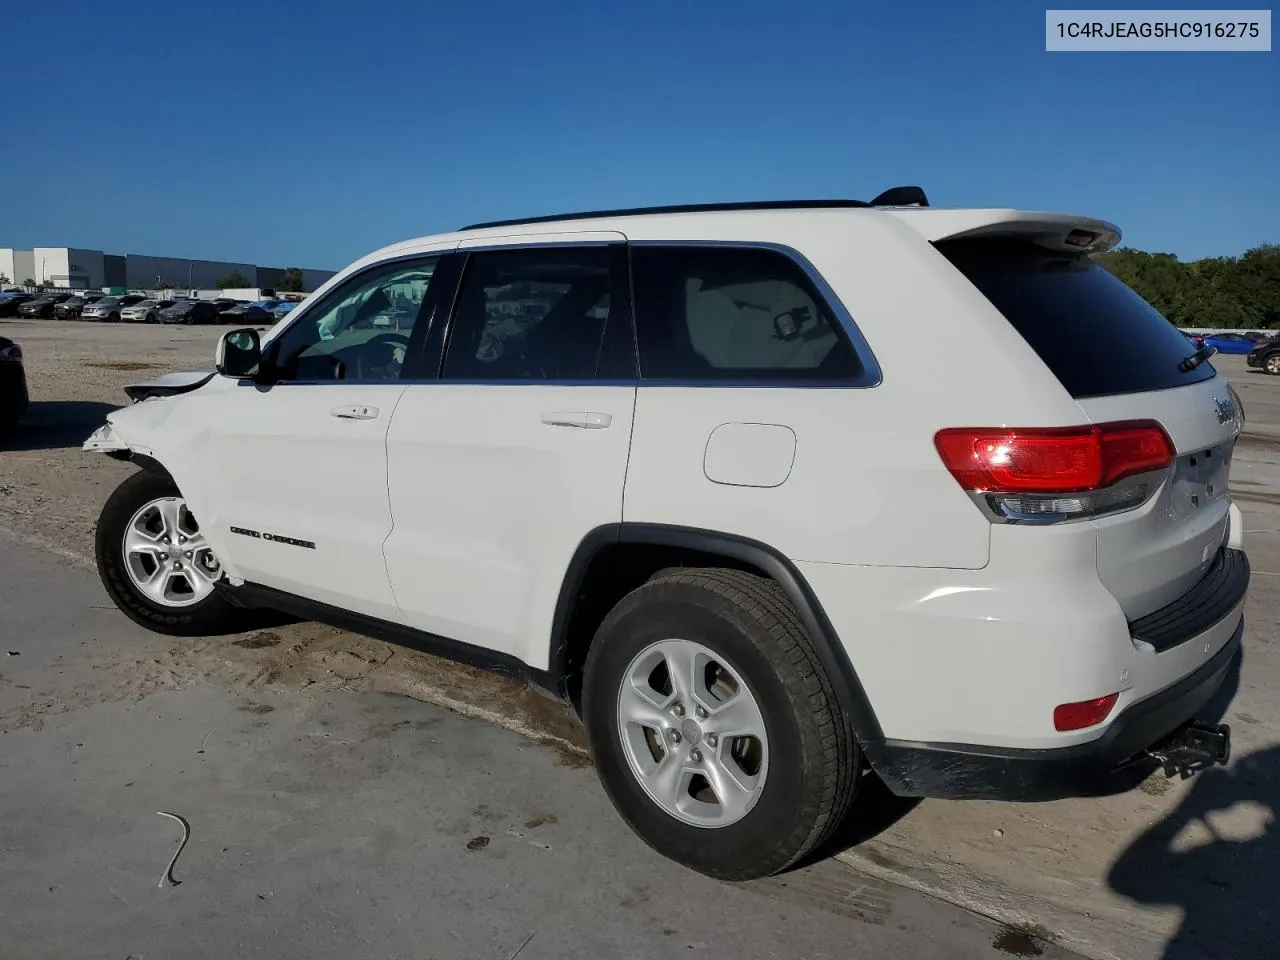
[0,246,333,293]
[0,248,36,286]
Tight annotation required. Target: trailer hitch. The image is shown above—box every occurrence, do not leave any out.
[1145,721,1232,780]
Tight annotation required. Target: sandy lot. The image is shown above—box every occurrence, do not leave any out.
[2,318,1278,960]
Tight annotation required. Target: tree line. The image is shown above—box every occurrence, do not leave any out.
[215,267,305,292]
[1096,244,1280,330]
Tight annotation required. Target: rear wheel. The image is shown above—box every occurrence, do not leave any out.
[96,471,245,636]
[583,568,858,880]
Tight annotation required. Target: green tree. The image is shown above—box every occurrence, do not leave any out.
[1095,244,1280,330]
[216,271,252,290]
[22,278,34,288]
[276,267,305,293]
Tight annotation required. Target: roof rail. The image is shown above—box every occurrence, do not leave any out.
[458,187,929,231]
[460,198,872,232]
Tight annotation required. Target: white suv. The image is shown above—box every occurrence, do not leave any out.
[84,190,1249,880]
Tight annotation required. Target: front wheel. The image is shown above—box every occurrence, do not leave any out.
[1264,353,1280,375]
[95,470,245,636]
[582,568,858,880]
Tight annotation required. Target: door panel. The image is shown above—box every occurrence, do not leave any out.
[384,383,636,664]
[198,383,408,620]
[382,238,636,667]
[189,248,455,621]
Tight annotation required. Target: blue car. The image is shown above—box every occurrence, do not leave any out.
[1202,332,1265,355]
[271,301,297,318]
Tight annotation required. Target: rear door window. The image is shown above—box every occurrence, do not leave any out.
[936,238,1216,399]
[630,244,864,381]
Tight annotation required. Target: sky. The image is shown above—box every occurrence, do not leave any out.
[1,0,1275,270]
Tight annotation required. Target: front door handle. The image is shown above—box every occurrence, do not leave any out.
[331,404,380,420]
[541,411,612,429]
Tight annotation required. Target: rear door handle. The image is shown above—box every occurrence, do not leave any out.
[541,411,612,429]
[330,404,380,420]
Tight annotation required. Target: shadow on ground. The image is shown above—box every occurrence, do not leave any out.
[1103,645,1276,960]
[2,400,119,451]
[801,643,1246,888]
[1108,740,1279,959]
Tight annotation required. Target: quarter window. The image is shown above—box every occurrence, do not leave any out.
[442,247,614,381]
[630,245,863,381]
[269,257,440,382]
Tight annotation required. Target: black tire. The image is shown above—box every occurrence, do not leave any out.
[1263,352,1280,375]
[109,312,120,324]
[582,568,858,880]
[95,470,246,636]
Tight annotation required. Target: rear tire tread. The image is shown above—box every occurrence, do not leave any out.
[586,566,858,879]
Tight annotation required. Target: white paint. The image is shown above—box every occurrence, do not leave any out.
[703,423,797,488]
[86,202,1250,761]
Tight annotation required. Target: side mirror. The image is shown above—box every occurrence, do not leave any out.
[215,327,261,378]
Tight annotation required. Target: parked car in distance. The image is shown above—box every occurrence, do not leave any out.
[54,294,105,320]
[84,192,1250,882]
[158,299,220,325]
[0,293,34,318]
[1183,332,1206,350]
[82,295,147,322]
[218,300,279,325]
[121,299,176,324]
[0,335,29,432]
[1203,332,1264,354]
[271,301,298,319]
[17,293,74,318]
[1246,335,1280,374]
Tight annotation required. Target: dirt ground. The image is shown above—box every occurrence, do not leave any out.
[3,318,1278,960]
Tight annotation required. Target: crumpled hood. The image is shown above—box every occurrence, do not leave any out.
[122,369,216,402]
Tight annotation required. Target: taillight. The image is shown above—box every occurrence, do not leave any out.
[935,421,1174,523]
[0,343,22,363]
[1053,693,1119,732]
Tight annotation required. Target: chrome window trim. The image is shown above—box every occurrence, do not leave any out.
[254,238,883,390]
[627,239,882,389]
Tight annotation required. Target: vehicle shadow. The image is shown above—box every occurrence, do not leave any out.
[797,644,1245,877]
[1104,643,1278,960]
[1108,741,1279,959]
[2,401,120,452]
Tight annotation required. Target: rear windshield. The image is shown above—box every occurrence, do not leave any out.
[936,239,1216,399]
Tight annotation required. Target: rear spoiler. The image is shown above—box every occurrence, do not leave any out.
[881,208,1122,254]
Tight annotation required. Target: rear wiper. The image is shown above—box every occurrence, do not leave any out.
[1178,345,1217,373]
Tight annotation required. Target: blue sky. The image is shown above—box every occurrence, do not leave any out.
[1,0,1274,269]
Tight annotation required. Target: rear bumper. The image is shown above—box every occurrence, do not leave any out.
[867,617,1242,800]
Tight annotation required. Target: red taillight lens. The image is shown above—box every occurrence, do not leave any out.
[1053,693,1119,732]
[0,344,22,363]
[934,421,1174,494]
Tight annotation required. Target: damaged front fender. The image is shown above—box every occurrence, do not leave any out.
[82,420,131,455]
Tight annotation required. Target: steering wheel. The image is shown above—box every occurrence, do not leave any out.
[354,332,412,380]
